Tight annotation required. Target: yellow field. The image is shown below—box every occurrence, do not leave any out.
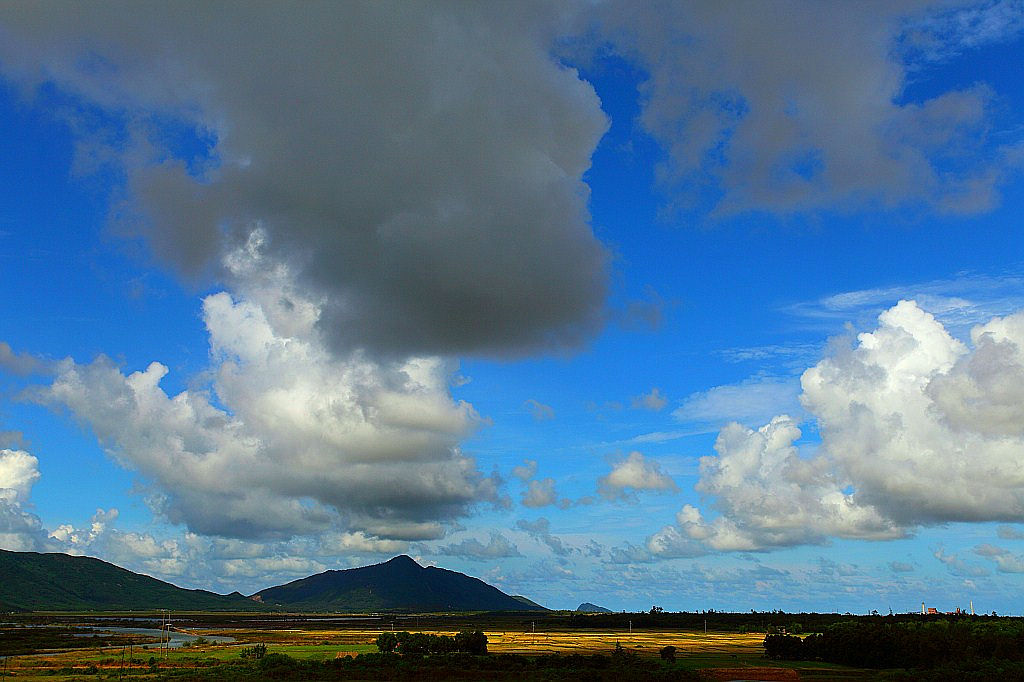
[186,625,765,657]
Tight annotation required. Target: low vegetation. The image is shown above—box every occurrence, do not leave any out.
[764,617,1024,678]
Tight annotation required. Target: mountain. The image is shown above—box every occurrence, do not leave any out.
[512,595,546,609]
[576,602,612,613]
[0,549,263,612]
[253,555,547,612]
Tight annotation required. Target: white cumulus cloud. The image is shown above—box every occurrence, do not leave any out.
[651,300,1024,555]
[33,245,498,541]
[598,451,678,500]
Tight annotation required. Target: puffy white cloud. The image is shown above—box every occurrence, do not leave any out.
[0,1,609,359]
[653,300,1024,554]
[440,532,522,561]
[522,478,560,508]
[600,0,1022,216]
[598,451,678,500]
[511,459,570,509]
[803,301,1024,525]
[0,449,39,504]
[33,248,497,541]
[649,418,901,555]
[0,449,49,552]
[50,508,119,550]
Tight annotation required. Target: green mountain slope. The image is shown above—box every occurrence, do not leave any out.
[0,549,261,611]
[253,555,547,612]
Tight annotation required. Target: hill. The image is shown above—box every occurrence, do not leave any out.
[577,602,612,613]
[253,555,547,612]
[512,595,546,609]
[0,549,262,612]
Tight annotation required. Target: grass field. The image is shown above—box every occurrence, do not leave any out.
[0,625,883,680]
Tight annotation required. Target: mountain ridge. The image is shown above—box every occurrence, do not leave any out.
[0,549,262,612]
[0,550,546,613]
[252,554,548,612]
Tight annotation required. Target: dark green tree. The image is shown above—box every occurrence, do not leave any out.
[375,632,398,654]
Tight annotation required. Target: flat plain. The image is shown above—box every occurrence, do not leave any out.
[0,616,881,680]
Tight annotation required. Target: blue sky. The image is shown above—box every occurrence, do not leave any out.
[2,1,1024,614]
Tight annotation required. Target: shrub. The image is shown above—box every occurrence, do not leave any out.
[375,631,398,654]
[239,642,267,659]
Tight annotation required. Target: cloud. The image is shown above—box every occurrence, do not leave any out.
[32,246,498,541]
[50,508,119,549]
[673,376,802,427]
[785,271,1024,337]
[0,448,40,504]
[888,561,915,573]
[607,543,654,564]
[650,419,902,554]
[651,300,1024,554]
[974,543,1024,573]
[515,517,572,556]
[645,523,707,559]
[512,460,538,482]
[631,387,667,411]
[802,300,1024,525]
[522,478,560,508]
[599,1,1023,216]
[524,399,555,421]
[0,342,41,376]
[511,459,570,509]
[0,2,610,360]
[934,546,989,577]
[997,525,1024,540]
[900,1,1024,63]
[0,448,49,551]
[440,532,522,561]
[598,451,678,500]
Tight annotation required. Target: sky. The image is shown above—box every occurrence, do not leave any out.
[2,0,1024,614]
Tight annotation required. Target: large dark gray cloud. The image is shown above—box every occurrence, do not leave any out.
[0,1,610,358]
[597,0,1023,216]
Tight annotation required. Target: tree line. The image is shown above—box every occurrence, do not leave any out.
[764,618,1024,669]
[375,630,488,656]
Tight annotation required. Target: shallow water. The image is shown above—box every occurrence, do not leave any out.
[81,626,235,648]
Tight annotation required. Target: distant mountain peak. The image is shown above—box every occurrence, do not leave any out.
[254,554,546,612]
[383,554,421,567]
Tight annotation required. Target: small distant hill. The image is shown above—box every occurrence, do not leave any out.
[253,555,547,612]
[577,602,612,613]
[0,549,263,612]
